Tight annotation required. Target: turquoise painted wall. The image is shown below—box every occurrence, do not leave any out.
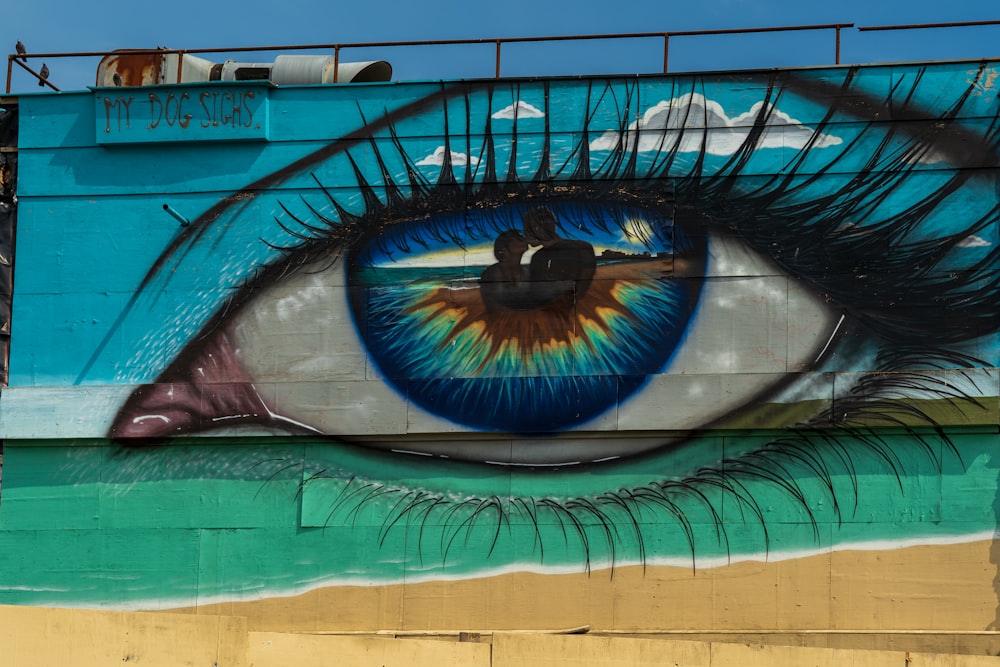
[0,61,998,613]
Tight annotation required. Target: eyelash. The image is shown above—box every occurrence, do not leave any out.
[129,68,1000,567]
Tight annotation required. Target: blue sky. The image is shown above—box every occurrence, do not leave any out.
[2,0,998,93]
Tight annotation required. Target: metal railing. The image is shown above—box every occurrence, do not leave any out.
[6,20,1000,94]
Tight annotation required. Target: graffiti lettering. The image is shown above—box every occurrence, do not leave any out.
[147,92,192,130]
[96,86,265,143]
[102,95,134,133]
[199,91,255,129]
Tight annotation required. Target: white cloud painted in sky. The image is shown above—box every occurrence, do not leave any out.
[910,151,949,165]
[837,223,991,249]
[415,146,480,167]
[957,234,992,248]
[589,92,842,155]
[492,100,545,120]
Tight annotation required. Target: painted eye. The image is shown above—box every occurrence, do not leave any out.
[110,194,841,465]
[103,77,871,464]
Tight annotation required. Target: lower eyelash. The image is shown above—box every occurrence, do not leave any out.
[299,342,974,570]
[299,413,955,572]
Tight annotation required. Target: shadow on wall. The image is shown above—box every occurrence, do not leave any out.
[0,103,14,387]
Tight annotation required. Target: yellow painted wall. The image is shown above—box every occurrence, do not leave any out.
[4,606,1000,667]
[0,605,247,667]
[248,632,491,667]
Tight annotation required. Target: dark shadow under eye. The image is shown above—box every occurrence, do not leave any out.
[347,201,707,431]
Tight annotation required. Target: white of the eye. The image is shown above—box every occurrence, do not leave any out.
[227,234,839,463]
[615,232,838,431]
[229,261,411,436]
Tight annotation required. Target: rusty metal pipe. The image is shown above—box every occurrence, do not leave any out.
[858,19,1000,31]
[8,57,58,91]
[10,23,857,61]
[657,23,853,38]
[9,20,1000,93]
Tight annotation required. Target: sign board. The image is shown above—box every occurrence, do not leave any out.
[95,83,270,144]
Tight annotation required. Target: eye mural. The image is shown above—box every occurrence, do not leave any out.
[17,61,995,612]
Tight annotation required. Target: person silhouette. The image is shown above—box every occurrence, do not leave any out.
[479,229,531,311]
[522,207,596,307]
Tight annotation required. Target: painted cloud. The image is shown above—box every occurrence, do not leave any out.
[492,100,545,120]
[589,92,842,155]
[957,234,992,248]
[416,146,481,167]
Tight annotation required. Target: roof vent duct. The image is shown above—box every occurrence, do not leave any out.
[270,55,392,84]
[96,51,392,87]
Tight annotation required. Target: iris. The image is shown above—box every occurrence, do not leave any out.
[348,202,706,431]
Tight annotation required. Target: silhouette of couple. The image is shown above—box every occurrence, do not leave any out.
[480,207,596,311]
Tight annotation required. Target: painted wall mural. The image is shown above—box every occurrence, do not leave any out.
[0,61,998,629]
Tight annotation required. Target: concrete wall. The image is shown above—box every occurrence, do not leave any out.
[0,59,998,637]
